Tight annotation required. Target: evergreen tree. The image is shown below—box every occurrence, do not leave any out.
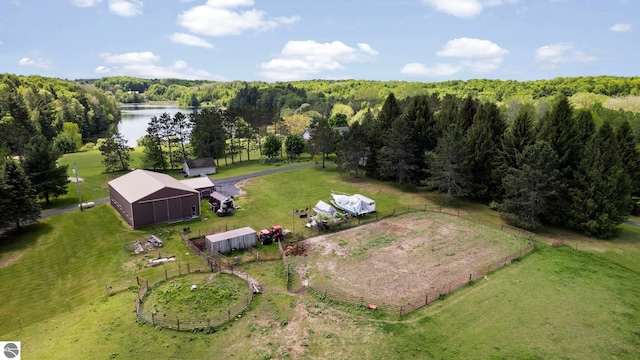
[0,159,40,231]
[458,95,478,132]
[309,118,336,168]
[363,93,401,178]
[425,122,469,201]
[173,112,191,162]
[22,135,69,204]
[189,108,227,162]
[98,132,133,173]
[537,96,579,223]
[141,115,167,170]
[465,102,506,201]
[336,121,368,177]
[616,120,640,213]
[499,104,536,173]
[569,121,631,238]
[499,142,562,229]
[378,115,417,184]
[404,95,436,176]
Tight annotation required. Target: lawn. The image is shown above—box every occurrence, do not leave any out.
[2,149,640,359]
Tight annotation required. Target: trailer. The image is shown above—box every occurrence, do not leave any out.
[205,227,257,254]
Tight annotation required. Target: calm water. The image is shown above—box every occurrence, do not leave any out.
[118,104,193,147]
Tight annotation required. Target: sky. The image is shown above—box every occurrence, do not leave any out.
[0,0,638,82]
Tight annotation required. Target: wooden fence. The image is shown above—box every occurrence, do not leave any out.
[134,262,254,331]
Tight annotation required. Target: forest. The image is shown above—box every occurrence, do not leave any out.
[2,73,640,238]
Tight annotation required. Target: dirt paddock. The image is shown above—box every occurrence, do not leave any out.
[291,211,530,305]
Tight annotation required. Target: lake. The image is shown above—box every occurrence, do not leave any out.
[118,104,194,147]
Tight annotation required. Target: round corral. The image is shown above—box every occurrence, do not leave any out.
[137,272,252,331]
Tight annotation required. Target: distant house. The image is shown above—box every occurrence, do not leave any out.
[180,176,216,199]
[183,158,216,177]
[108,169,200,229]
[302,126,349,141]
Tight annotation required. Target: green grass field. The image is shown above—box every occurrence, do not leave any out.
[2,149,640,359]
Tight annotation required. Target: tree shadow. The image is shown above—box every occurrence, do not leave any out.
[0,222,54,254]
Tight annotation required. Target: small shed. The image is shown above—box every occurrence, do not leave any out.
[206,227,257,254]
[183,158,216,177]
[180,176,216,199]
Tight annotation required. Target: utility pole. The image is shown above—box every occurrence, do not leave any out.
[73,162,82,211]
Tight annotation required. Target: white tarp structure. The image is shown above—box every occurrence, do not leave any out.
[330,193,376,216]
[313,200,337,216]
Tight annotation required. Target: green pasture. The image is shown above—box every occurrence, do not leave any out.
[1,149,640,359]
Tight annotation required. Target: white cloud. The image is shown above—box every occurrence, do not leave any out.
[178,0,299,37]
[168,33,214,48]
[259,40,378,81]
[610,23,631,32]
[401,63,461,77]
[422,0,519,18]
[18,57,50,68]
[535,43,597,66]
[402,37,507,77]
[96,51,225,80]
[100,51,159,64]
[71,0,102,7]
[437,37,508,58]
[108,0,142,17]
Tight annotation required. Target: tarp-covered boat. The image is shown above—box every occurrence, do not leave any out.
[330,192,376,216]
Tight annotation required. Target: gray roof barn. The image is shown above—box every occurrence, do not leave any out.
[108,170,200,228]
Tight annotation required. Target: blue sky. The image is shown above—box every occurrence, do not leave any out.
[0,0,637,82]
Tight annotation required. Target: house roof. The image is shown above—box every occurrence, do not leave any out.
[185,158,216,169]
[108,169,198,203]
[180,177,215,191]
[205,227,256,243]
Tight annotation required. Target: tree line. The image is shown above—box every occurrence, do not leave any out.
[0,74,120,232]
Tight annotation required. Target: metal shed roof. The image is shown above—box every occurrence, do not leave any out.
[180,176,215,191]
[108,169,198,203]
[205,227,256,243]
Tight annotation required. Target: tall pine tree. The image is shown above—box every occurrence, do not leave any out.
[22,135,69,204]
[569,121,632,238]
[0,160,40,231]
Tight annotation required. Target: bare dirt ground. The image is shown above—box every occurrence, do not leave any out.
[291,211,529,305]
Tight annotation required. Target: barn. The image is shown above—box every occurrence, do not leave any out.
[205,227,257,254]
[183,158,216,177]
[180,176,216,199]
[108,170,200,229]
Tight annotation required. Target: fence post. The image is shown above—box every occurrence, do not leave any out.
[179,264,182,276]
[151,313,155,326]
[425,293,428,305]
[187,263,190,273]
[469,273,472,282]
[227,309,231,321]
[165,268,168,280]
[177,318,180,331]
[17,317,22,331]
[504,256,507,265]
[400,306,403,317]
[136,276,140,286]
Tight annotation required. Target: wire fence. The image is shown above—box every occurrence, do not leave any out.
[281,204,536,317]
[306,242,534,317]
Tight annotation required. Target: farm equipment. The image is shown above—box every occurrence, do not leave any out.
[257,225,285,245]
[209,191,236,217]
